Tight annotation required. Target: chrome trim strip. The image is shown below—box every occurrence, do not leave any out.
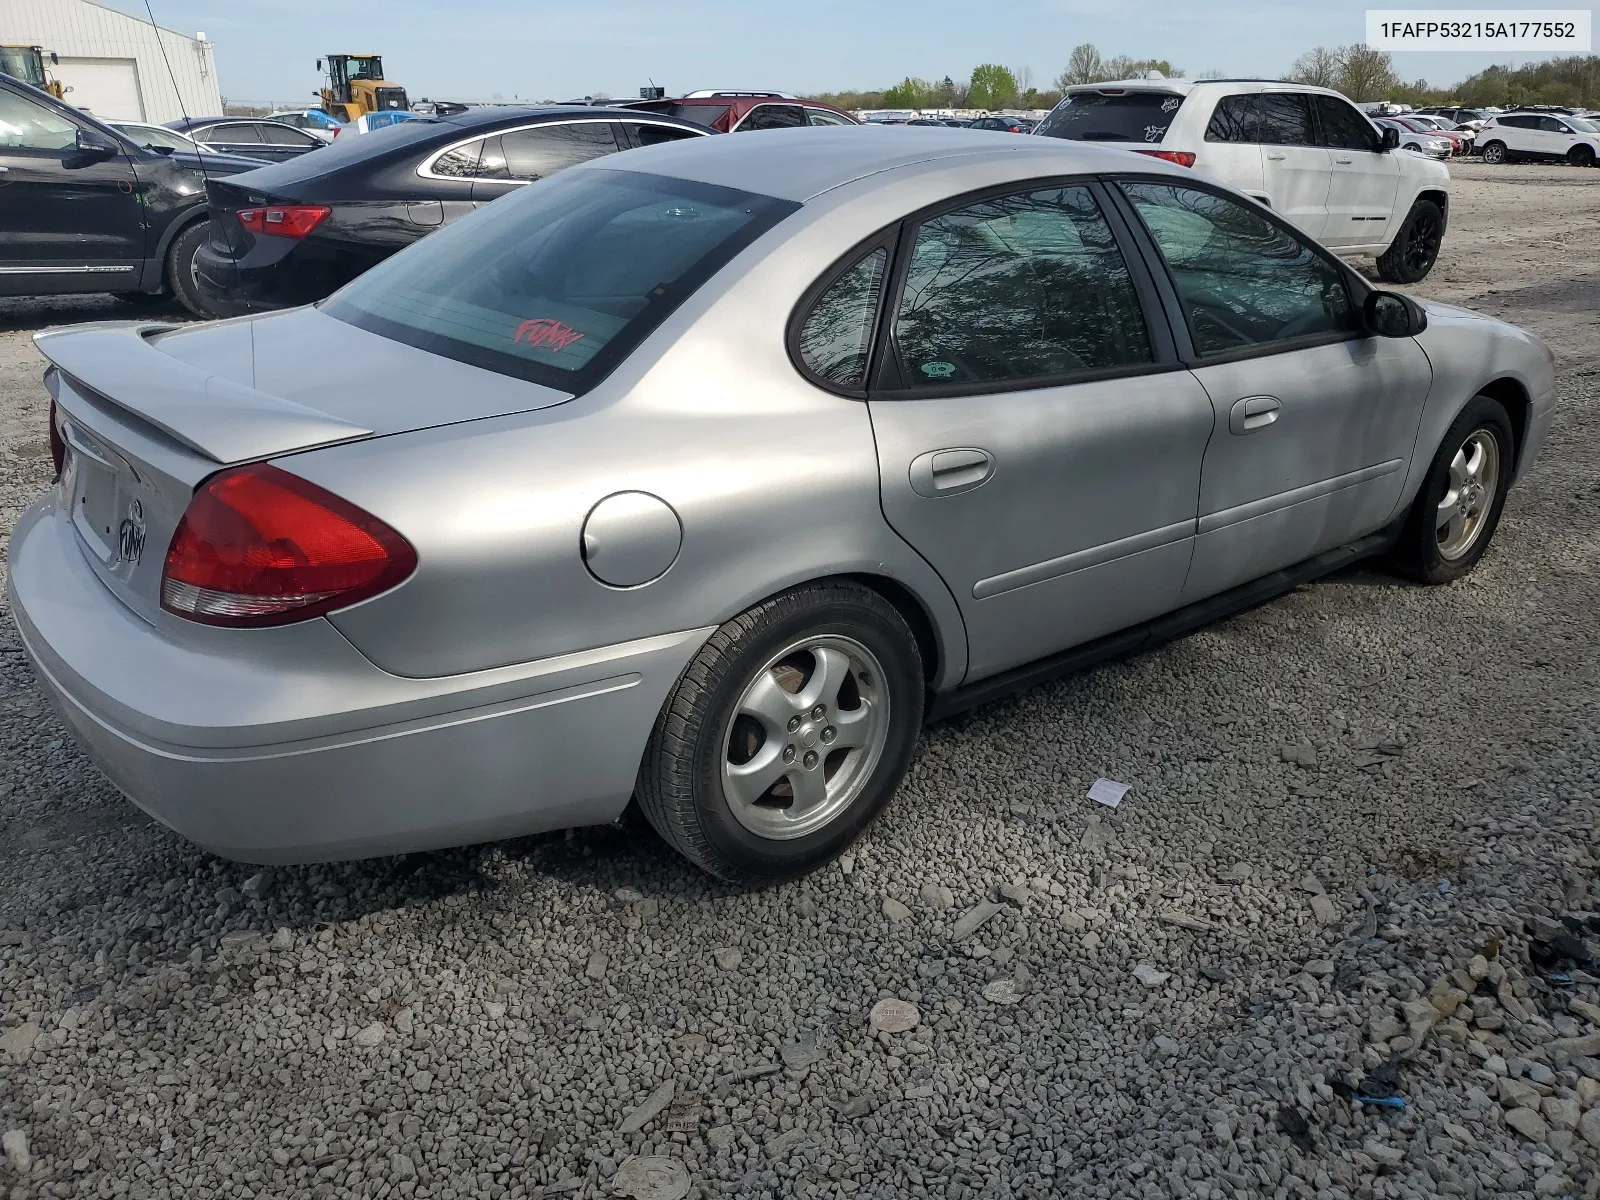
[973,519,1194,600]
[1197,459,1404,535]
[0,265,136,275]
[415,117,708,184]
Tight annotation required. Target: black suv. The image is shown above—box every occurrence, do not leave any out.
[0,74,265,315]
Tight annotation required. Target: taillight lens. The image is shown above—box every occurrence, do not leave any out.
[48,399,65,478]
[161,463,416,627]
[236,204,331,239]
[1134,149,1197,168]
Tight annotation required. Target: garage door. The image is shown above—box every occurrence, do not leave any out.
[55,58,144,121]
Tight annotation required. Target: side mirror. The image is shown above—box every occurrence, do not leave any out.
[1381,125,1400,150]
[1364,290,1427,338]
[70,127,120,164]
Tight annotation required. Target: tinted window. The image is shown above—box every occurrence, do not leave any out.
[1313,95,1380,152]
[1120,182,1356,357]
[1035,92,1186,144]
[738,104,806,131]
[499,122,618,181]
[430,138,484,177]
[1256,94,1315,145]
[890,185,1151,387]
[622,121,701,147]
[807,108,855,127]
[665,103,728,128]
[1204,95,1259,143]
[258,123,318,146]
[1499,115,1535,129]
[0,91,78,151]
[796,247,887,388]
[325,170,797,390]
[1540,116,1569,132]
[200,123,262,144]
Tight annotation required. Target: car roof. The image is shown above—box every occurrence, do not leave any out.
[1063,79,1353,100]
[570,124,1184,203]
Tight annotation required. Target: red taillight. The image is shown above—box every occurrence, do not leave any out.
[236,204,331,239]
[48,399,65,478]
[1134,149,1197,167]
[161,463,416,627]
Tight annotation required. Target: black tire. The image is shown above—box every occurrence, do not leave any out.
[1570,144,1596,168]
[636,581,924,883]
[1388,394,1514,585]
[1480,140,1506,164]
[1376,197,1445,284]
[165,220,223,319]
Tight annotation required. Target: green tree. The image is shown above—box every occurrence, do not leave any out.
[1057,43,1103,89]
[936,75,957,106]
[883,77,933,108]
[1337,44,1399,103]
[968,63,1020,109]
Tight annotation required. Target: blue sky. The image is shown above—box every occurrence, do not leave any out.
[119,0,1592,105]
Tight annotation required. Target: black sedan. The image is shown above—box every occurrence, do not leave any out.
[0,73,268,316]
[167,117,328,162]
[194,105,710,316]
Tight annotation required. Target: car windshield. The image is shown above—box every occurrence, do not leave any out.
[115,123,196,152]
[324,169,798,390]
[1035,91,1186,143]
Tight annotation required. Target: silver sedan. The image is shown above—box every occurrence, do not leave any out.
[10,129,1555,880]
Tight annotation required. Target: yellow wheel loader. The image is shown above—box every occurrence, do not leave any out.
[317,54,409,122]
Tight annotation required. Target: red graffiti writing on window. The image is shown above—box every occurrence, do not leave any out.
[513,318,586,351]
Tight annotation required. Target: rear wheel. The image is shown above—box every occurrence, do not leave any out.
[1570,144,1596,168]
[166,220,222,320]
[1480,140,1506,164]
[1376,198,1444,284]
[1388,394,1514,584]
[636,582,924,883]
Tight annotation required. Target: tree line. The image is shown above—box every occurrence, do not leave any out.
[806,46,1600,112]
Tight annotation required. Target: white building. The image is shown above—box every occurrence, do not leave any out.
[0,0,221,123]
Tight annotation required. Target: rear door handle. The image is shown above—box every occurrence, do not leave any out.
[1265,152,1287,161]
[1334,157,1353,164]
[1229,395,1281,435]
[908,447,994,497]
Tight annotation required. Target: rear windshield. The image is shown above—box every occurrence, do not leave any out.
[323,169,798,391]
[666,103,729,128]
[1034,91,1186,144]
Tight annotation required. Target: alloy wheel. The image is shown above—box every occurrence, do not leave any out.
[1404,210,1442,275]
[1436,429,1501,560]
[720,635,890,840]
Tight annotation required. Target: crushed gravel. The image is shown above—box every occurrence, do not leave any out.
[1,163,1599,1200]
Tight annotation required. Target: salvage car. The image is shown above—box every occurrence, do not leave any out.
[0,73,275,316]
[12,129,1554,881]
[192,104,710,316]
[1034,79,1451,283]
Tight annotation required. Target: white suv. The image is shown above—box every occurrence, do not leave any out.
[1475,112,1600,167]
[1033,79,1451,283]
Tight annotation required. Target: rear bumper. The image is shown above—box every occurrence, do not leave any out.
[8,499,711,863]
[193,237,356,317]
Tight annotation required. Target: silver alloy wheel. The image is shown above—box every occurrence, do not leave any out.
[720,634,890,840]
[1436,428,1501,560]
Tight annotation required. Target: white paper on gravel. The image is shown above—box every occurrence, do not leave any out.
[1087,778,1130,808]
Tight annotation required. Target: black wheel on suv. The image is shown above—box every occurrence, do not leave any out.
[1480,140,1506,164]
[1570,144,1596,168]
[166,220,224,320]
[1376,198,1444,284]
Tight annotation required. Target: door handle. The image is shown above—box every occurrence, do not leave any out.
[1229,395,1281,435]
[1265,152,1287,161]
[1334,157,1353,164]
[908,447,994,497]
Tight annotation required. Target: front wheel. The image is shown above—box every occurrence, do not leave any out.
[1388,395,1514,585]
[636,582,924,883]
[1480,140,1506,164]
[1570,144,1596,168]
[1376,198,1444,284]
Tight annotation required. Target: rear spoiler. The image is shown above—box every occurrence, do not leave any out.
[35,322,372,465]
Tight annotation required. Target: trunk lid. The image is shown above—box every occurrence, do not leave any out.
[36,313,572,624]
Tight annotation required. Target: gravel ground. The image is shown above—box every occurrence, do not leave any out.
[1,162,1599,1200]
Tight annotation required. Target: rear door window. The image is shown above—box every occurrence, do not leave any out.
[429,138,485,177]
[258,124,320,147]
[887,184,1153,388]
[738,104,807,131]
[498,122,620,181]
[199,123,262,144]
[794,246,888,389]
[1205,95,1259,143]
[1312,95,1381,152]
[1034,92,1186,144]
[324,170,798,391]
[1256,94,1316,145]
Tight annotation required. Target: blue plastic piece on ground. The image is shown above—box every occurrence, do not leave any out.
[1354,1095,1406,1109]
